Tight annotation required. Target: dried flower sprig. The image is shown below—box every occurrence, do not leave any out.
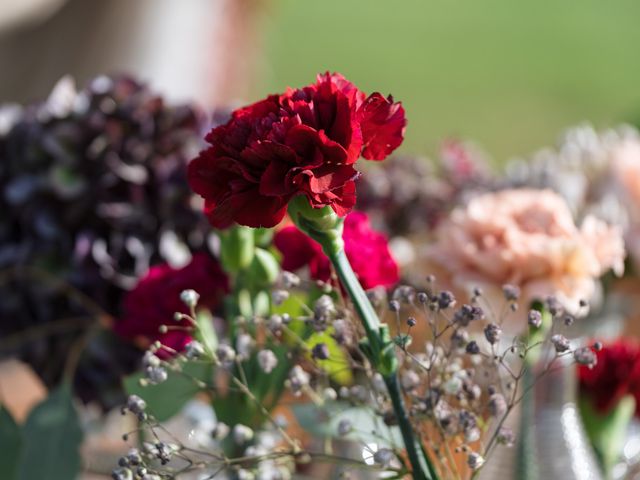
[115,269,599,479]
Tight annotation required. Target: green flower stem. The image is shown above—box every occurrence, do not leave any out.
[324,246,436,480]
[288,197,436,479]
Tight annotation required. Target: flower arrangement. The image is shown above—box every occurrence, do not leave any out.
[1,73,638,480]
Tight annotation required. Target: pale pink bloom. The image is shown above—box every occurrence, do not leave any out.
[612,138,640,209]
[426,189,624,310]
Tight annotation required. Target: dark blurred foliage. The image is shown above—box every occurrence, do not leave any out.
[356,141,493,237]
[0,75,217,409]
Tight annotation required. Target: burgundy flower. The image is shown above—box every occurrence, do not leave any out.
[579,339,640,415]
[114,253,228,354]
[274,211,399,290]
[188,73,406,228]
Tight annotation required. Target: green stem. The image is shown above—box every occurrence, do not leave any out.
[325,247,435,480]
[385,373,440,480]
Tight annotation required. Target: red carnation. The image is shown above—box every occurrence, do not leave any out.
[274,211,399,290]
[114,253,229,354]
[579,339,640,415]
[188,73,406,228]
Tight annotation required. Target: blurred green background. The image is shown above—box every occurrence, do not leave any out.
[257,0,640,163]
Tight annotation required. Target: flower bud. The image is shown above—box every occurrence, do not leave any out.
[232,424,254,444]
[551,334,570,353]
[179,289,199,308]
[527,310,542,328]
[257,349,278,374]
[484,323,502,345]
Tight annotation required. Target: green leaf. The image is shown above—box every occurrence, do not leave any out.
[124,361,211,422]
[248,248,280,288]
[195,309,218,355]
[0,405,22,479]
[306,331,353,385]
[16,384,82,480]
[220,226,255,273]
[292,401,402,447]
[580,394,635,476]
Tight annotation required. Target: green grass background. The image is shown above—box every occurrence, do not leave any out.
[255,0,640,163]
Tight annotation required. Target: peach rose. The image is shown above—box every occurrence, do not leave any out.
[425,189,625,310]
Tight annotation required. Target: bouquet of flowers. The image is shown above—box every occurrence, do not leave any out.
[1,72,637,480]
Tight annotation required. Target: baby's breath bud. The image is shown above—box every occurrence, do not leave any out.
[142,351,161,368]
[184,340,205,359]
[546,296,563,317]
[271,289,290,306]
[466,341,480,355]
[593,341,603,351]
[288,365,310,395]
[551,334,570,353]
[451,329,469,350]
[235,333,253,360]
[372,373,387,394]
[502,284,520,302]
[257,349,278,374]
[216,344,236,363]
[488,393,507,417]
[373,448,395,467]
[454,304,484,326]
[126,395,147,415]
[527,310,542,328]
[180,289,199,308]
[337,419,353,436]
[158,325,168,334]
[407,316,417,327]
[401,370,420,391]
[417,292,429,304]
[574,347,597,367]
[311,342,330,360]
[564,315,575,326]
[145,366,168,385]
[112,467,133,480]
[388,300,400,312]
[282,271,300,288]
[438,290,456,310]
[268,314,283,333]
[393,285,416,304]
[126,449,141,466]
[323,387,337,401]
[497,427,515,447]
[484,323,502,345]
[212,421,230,440]
[366,287,387,309]
[467,452,485,470]
[232,424,254,444]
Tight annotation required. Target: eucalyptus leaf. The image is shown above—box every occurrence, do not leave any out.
[124,361,212,422]
[292,401,402,447]
[0,405,21,479]
[16,384,82,480]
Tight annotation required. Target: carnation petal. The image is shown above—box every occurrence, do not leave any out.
[360,93,406,161]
